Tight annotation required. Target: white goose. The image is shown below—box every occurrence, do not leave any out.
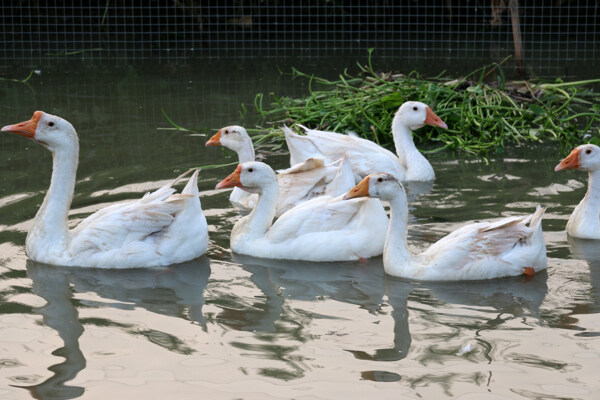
[283,101,448,182]
[555,144,600,239]
[215,161,388,261]
[2,111,208,268]
[344,173,547,280]
[206,125,355,216]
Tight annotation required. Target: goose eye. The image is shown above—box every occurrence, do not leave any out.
[224,130,228,134]
[412,106,418,111]
[586,149,592,154]
[248,168,253,173]
[377,177,383,182]
[48,121,55,127]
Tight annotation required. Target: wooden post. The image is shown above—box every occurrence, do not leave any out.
[509,0,525,77]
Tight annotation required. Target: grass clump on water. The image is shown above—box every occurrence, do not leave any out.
[253,54,600,154]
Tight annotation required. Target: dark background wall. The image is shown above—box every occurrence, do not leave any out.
[1,1,598,76]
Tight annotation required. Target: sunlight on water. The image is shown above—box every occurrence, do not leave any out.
[0,64,599,399]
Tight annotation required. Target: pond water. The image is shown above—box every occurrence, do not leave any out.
[0,63,599,400]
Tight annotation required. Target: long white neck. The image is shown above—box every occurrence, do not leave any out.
[28,144,79,248]
[578,169,600,220]
[391,117,434,181]
[235,140,255,163]
[382,193,414,276]
[237,182,278,239]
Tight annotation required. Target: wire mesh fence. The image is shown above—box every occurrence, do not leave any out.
[1,1,598,76]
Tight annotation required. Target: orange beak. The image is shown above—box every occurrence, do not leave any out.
[424,107,448,129]
[205,129,222,147]
[1,111,42,139]
[555,148,580,171]
[343,176,371,200]
[216,164,243,189]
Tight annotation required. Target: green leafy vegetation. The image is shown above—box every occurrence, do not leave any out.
[253,53,600,154]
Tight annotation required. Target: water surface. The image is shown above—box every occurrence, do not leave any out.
[0,65,599,400]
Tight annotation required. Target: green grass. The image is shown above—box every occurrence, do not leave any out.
[253,53,600,155]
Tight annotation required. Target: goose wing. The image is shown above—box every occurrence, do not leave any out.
[69,173,194,253]
[266,196,367,243]
[418,208,546,277]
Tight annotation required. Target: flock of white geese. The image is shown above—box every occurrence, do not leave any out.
[2,101,598,280]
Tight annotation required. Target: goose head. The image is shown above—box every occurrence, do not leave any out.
[555,144,600,172]
[206,125,252,153]
[343,173,405,202]
[394,101,448,131]
[216,161,277,194]
[2,111,78,152]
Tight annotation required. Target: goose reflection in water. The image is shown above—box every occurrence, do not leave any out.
[229,254,548,368]
[20,257,211,399]
[228,254,387,333]
[568,236,600,315]
[568,235,600,264]
[349,272,548,365]
[16,260,86,400]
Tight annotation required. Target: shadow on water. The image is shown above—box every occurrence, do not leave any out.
[232,253,548,369]
[20,256,211,400]
[15,261,86,400]
[346,276,414,363]
[424,271,549,318]
[568,236,600,316]
[568,236,600,264]
[229,254,387,333]
[218,254,391,381]
[348,272,548,366]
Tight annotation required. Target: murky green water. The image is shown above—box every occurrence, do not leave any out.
[0,64,599,400]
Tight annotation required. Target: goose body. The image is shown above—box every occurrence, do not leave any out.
[345,174,547,280]
[555,144,600,239]
[206,126,355,215]
[2,111,208,268]
[216,162,388,261]
[284,101,448,182]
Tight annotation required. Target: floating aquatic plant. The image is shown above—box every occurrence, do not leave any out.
[253,53,600,154]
